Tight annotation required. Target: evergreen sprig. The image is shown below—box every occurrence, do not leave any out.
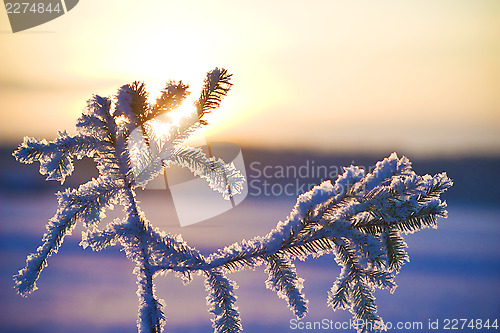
[13,68,452,333]
[195,68,233,124]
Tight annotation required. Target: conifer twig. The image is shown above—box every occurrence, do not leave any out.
[13,69,452,333]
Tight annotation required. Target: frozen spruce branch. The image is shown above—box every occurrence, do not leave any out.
[13,68,452,333]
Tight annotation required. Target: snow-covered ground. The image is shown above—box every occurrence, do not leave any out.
[1,191,499,333]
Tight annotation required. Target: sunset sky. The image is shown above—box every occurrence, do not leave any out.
[1,0,499,157]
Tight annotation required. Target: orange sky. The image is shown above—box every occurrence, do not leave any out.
[1,0,499,157]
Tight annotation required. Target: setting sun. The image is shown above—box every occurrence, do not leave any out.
[1,1,499,156]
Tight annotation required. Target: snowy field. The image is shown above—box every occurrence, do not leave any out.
[1,191,499,333]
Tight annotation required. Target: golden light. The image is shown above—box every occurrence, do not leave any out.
[115,115,129,127]
[144,92,200,145]
[168,100,196,128]
[146,117,172,142]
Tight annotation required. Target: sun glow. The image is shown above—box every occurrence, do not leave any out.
[169,100,196,127]
[145,96,199,144]
[146,117,171,141]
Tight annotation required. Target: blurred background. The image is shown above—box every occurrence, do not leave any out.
[1,1,499,332]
